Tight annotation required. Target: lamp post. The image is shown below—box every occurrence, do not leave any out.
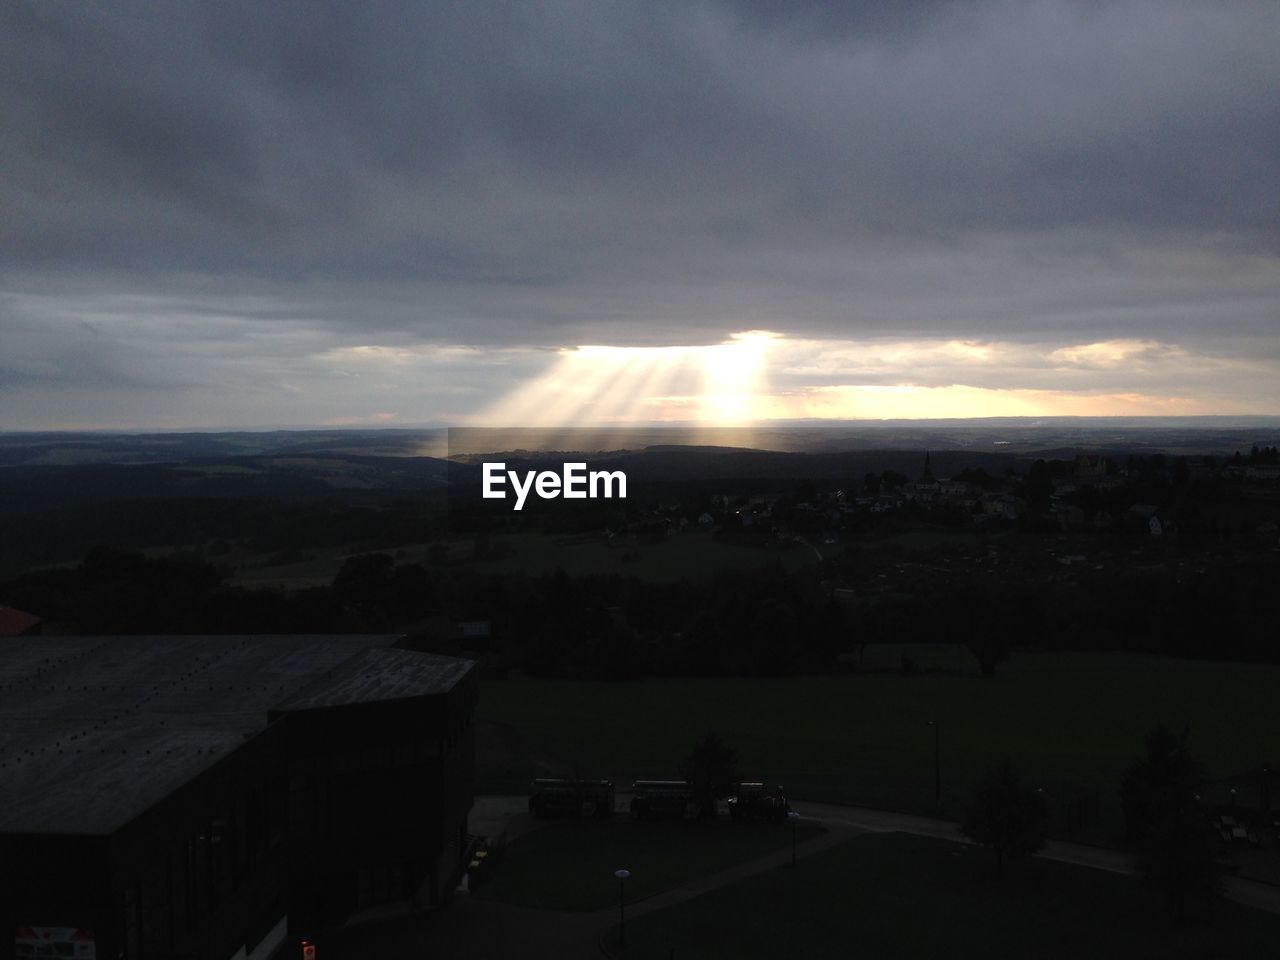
[788,810,800,867]
[926,720,941,814]
[614,868,630,952]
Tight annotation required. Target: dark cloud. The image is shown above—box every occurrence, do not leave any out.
[697,0,973,42]
[0,0,1277,425]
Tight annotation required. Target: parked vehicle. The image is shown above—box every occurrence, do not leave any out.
[528,778,616,818]
[630,780,705,820]
[726,782,789,824]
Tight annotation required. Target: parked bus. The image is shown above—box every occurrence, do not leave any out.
[528,778,615,819]
[630,780,706,820]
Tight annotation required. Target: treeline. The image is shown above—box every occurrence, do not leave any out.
[1236,445,1279,464]
[841,557,1278,663]
[0,494,446,579]
[0,547,845,676]
[0,547,355,634]
[6,541,1278,675]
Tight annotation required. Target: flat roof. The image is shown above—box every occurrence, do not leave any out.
[0,635,472,836]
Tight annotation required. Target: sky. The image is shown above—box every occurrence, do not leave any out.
[2,0,1277,429]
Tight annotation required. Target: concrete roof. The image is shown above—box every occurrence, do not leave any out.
[0,635,471,836]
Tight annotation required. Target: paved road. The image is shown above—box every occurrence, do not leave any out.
[604,819,863,923]
[790,799,1280,915]
[320,799,864,959]
[318,795,1280,957]
[477,794,1280,915]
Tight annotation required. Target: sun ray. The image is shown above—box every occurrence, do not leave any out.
[474,331,783,432]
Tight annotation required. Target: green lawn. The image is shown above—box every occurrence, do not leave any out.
[479,652,1280,842]
[475,817,824,911]
[618,832,1280,959]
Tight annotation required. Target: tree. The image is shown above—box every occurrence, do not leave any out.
[1120,725,1221,921]
[333,552,394,603]
[948,582,1010,678]
[1023,459,1053,514]
[880,470,908,492]
[678,732,740,812]
[966,631,1010,679]
[1121,725,1202,843]
[960,759,1048,877]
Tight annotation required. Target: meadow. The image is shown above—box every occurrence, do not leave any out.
[478,652,1280,842]
[231,529,820,589]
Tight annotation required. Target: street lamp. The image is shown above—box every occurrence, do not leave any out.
[614,868,630,952]
[926,720,941,814]
[788,810,800,867]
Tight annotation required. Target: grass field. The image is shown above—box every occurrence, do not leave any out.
[618,831,1280,959]
[231,529,820,589]
[478,652,1280,842]
[475,817,825,911]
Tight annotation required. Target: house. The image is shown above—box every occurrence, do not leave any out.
[1074,454,1110,478]
[938,479,974,499]
[1052,500,1086,531]
[459,620,492,641]
[1127,503,1164,536]
[982,493,1022,520]
[0,606,42,637]
[1246,465,1280,482]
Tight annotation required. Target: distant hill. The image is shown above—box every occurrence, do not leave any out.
[4,418,1278,468]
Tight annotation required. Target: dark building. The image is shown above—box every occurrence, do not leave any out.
[0,607,42,637]
[0,635,476,960]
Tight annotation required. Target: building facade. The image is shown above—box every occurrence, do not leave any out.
[0,635,476,960]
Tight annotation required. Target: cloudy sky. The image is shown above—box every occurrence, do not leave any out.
[2,0,1277,428]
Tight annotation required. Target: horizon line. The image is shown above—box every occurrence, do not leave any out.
[4,414,1280,436]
